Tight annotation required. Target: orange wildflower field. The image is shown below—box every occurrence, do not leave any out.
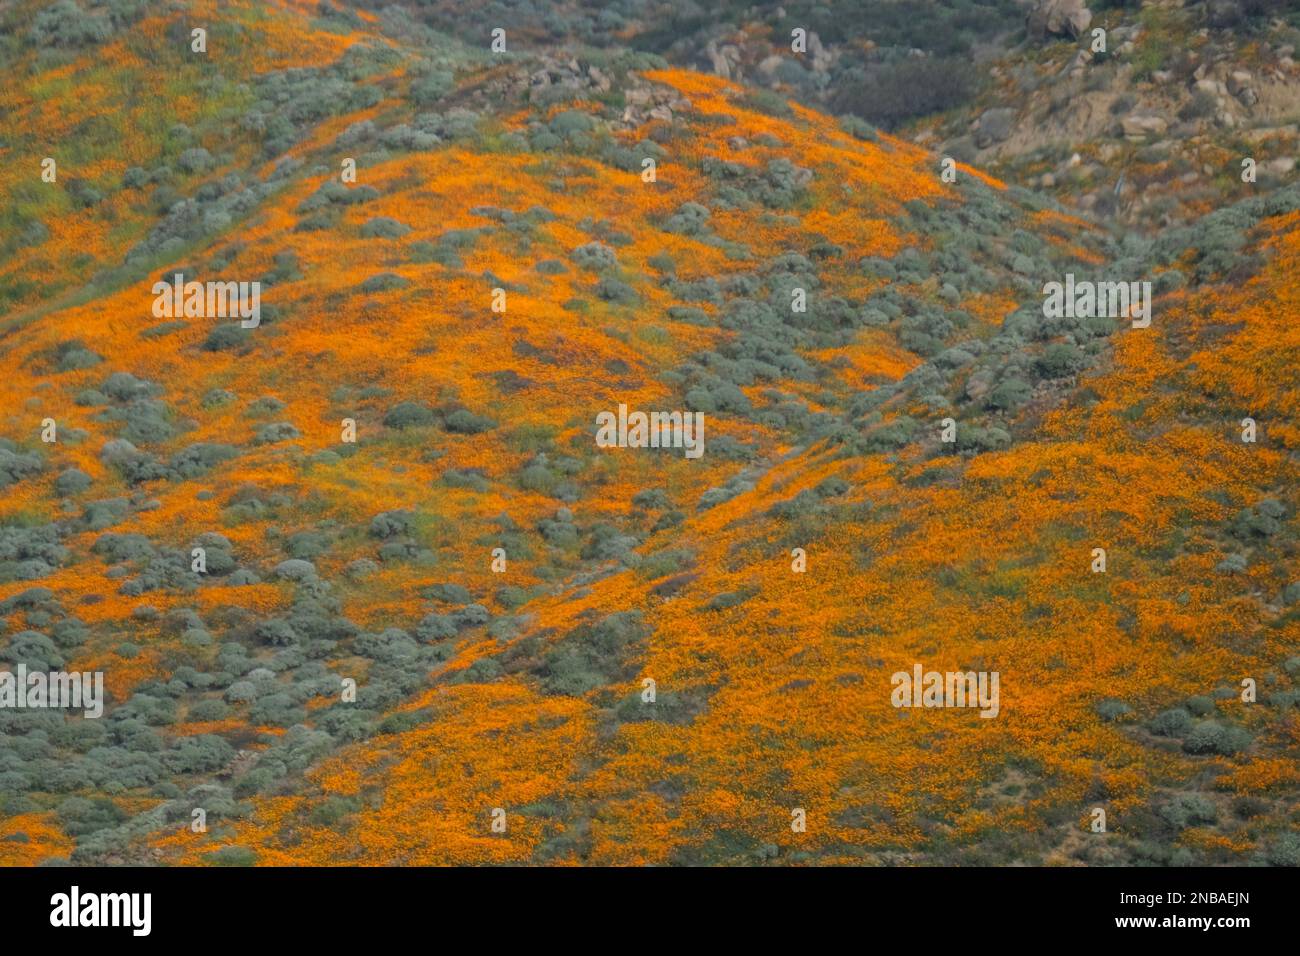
[0,0,1296,876]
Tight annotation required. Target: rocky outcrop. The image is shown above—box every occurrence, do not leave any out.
[1027,0,1093,41]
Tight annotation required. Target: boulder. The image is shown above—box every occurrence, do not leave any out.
[1027,0,1092,41]
[1120,112,1168,140]
[974,108,1016,148]
[1228,71,1257,106]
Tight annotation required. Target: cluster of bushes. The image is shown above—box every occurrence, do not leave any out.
[1120,182,1300,285]
[482,610,650,697]
[515,453,583,501]
[631,492,686,535]
[359,510,430,566]
[48,339,103,373]
[1148,697,1254,755]
[658,250,867,440]
[0,534,482,855]
[0,522,67,584]
[831,186,1131,457]
[94,533,193,597]
[0,442,43,491]
[697,465,765,511]
[296,178,380,231]
[407,63,455,107]
[526,108,603,153]
[598,137,666,177]
[73,371,244,485]
[242,45,398,159]
[27,0,148,49]
[126,173,277,264]
[330,103,485,175]
[100,435,240,486]
[1198,0,1292,29]
[382,400,496,435]
[830,54,984,131]
[515,133,1087,479]
[700,156,814,210]
[96,391,175,446]
[1230,498,1288,540]
[410,226,487,267]
[608,684,712,728]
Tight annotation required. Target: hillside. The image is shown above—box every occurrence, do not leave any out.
[0,0,1296,867]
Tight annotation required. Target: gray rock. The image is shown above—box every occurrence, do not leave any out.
[1027,0,1092,40]
[975,108,1016,149]
[1120,112,1168,140]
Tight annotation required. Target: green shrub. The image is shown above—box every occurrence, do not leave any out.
[831,56,982,130]
[537,611,648,696]
[409,69,454,106]
[1266,831,1300,867]
[1159,792,1218,829]
[1149,707,1193,737]
[359,273,410,293]
[1182,721,1252,755]
[444,409,496,434]
[205,845,259,866]
[360,217,411,239]
[384,402,436,429]
[30,0,113,47]
[1094,698,1132,722]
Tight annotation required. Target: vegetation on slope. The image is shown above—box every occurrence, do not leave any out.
[0,0,1295,867]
